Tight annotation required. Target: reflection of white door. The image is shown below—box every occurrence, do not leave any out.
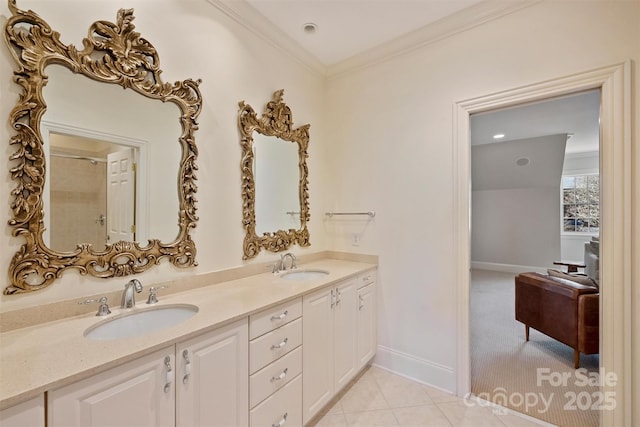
[107,149,135,243]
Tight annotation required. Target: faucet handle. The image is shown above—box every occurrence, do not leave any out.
[147,285,169,304]
[129,279,143,292]
[79,296,111,316]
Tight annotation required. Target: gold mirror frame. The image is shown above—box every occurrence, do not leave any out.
[4,1,202,294]
[238,90,310,259]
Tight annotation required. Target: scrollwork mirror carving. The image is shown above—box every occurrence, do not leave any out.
[4,1,202,294]
[238,90,310,259]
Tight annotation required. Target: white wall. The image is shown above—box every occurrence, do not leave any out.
[472,188,560,270]
[0,0,328,311]
[325,1,639,391]
[470,134,566,271]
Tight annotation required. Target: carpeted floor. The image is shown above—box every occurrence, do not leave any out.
[471,269,600,427]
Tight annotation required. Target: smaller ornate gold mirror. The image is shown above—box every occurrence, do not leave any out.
[238,90,310,259]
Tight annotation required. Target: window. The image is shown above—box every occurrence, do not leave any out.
[562,174,599,233]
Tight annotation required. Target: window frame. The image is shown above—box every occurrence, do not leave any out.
[560,172,600,235]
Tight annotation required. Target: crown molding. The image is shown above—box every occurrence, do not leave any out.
[565,150,600,159]
[206,0,327,76]
[206,0,541,79]
[327,0,542,78]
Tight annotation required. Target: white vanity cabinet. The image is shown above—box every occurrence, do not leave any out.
[356,271,377,370]
[0,395,45,427]
[302,276,358,424]
[48,346,175,427]
[48,318,248,427]
[249,298,303,427]
[176,319,248,427]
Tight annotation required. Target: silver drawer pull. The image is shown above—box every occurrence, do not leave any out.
[163,356,173,393]
[182,350,191,384]
[270,310,288,321]
[270,368,288,382]
[271,338,288,350]
[272,413,288,427]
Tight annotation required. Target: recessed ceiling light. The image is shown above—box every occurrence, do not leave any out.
[302,23,318,34]
[515,157,530,167]
[493,133,505,139]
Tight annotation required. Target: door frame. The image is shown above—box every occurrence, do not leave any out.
[453,62,632,426]
[41,121,149,244]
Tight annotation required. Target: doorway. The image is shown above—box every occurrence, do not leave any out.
[468,89,601,426]
[48,133,138,250]
[454,63,632,427]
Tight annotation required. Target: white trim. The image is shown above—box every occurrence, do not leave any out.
[327,1,541,78]
[564,150,600,160]
[454,62,632,426]
[470,262,547,275]
[208,0,540,78]
[207,0,326,76]
[562,168,599,176]
[373,345,455,392]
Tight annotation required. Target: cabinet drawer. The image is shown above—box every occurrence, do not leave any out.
[250,318,302,373]
[358,270,376,288]
[250,374,302,427]
[250,298,302,339]
[250,346,302,408]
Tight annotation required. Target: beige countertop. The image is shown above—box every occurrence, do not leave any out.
[0,258,376,410]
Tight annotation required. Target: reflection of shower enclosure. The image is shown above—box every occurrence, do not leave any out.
[49,154,107,251]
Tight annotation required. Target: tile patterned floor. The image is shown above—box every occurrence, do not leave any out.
[311,366,551,427]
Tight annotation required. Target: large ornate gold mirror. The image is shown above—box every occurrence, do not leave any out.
[238,90,310,259]
[4,1,202,294]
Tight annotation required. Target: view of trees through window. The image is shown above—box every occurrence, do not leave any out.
[562,174,599,233]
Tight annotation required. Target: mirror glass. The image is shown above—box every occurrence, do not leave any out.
[48,134,121,252]
[4,4,201,293]
[253,134,301,235]
[41,65,181,248]
[238,90,311,259]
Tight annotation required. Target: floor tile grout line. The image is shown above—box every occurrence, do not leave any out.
[431,401,457,427]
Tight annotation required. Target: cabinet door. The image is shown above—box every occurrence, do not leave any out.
[357,282,377,369]
[333,278,358,392]
[0,395,44,427]
[302,287,334,424]
[176,318,248,427]
[48,347,175,427]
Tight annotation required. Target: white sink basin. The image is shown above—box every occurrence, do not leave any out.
[279,269,329,281]
[84,304,198,341]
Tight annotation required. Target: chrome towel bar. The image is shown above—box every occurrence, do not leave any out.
[325,211,376,218]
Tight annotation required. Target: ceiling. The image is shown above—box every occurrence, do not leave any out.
[212,1,599,156]
[243,0,483,67]
[472,134,567,191]
[471,90,601,154]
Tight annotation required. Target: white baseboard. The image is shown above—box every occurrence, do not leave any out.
[471,261,547,275]
[373,345,455,393]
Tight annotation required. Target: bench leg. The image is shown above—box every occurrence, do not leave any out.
[574,350,580,369]
[525,325,529,341]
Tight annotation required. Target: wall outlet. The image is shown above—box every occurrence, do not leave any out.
[351,233,360,246]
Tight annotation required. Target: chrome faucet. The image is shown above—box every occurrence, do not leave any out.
[279,252,297,271]
[121,279,143,308]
